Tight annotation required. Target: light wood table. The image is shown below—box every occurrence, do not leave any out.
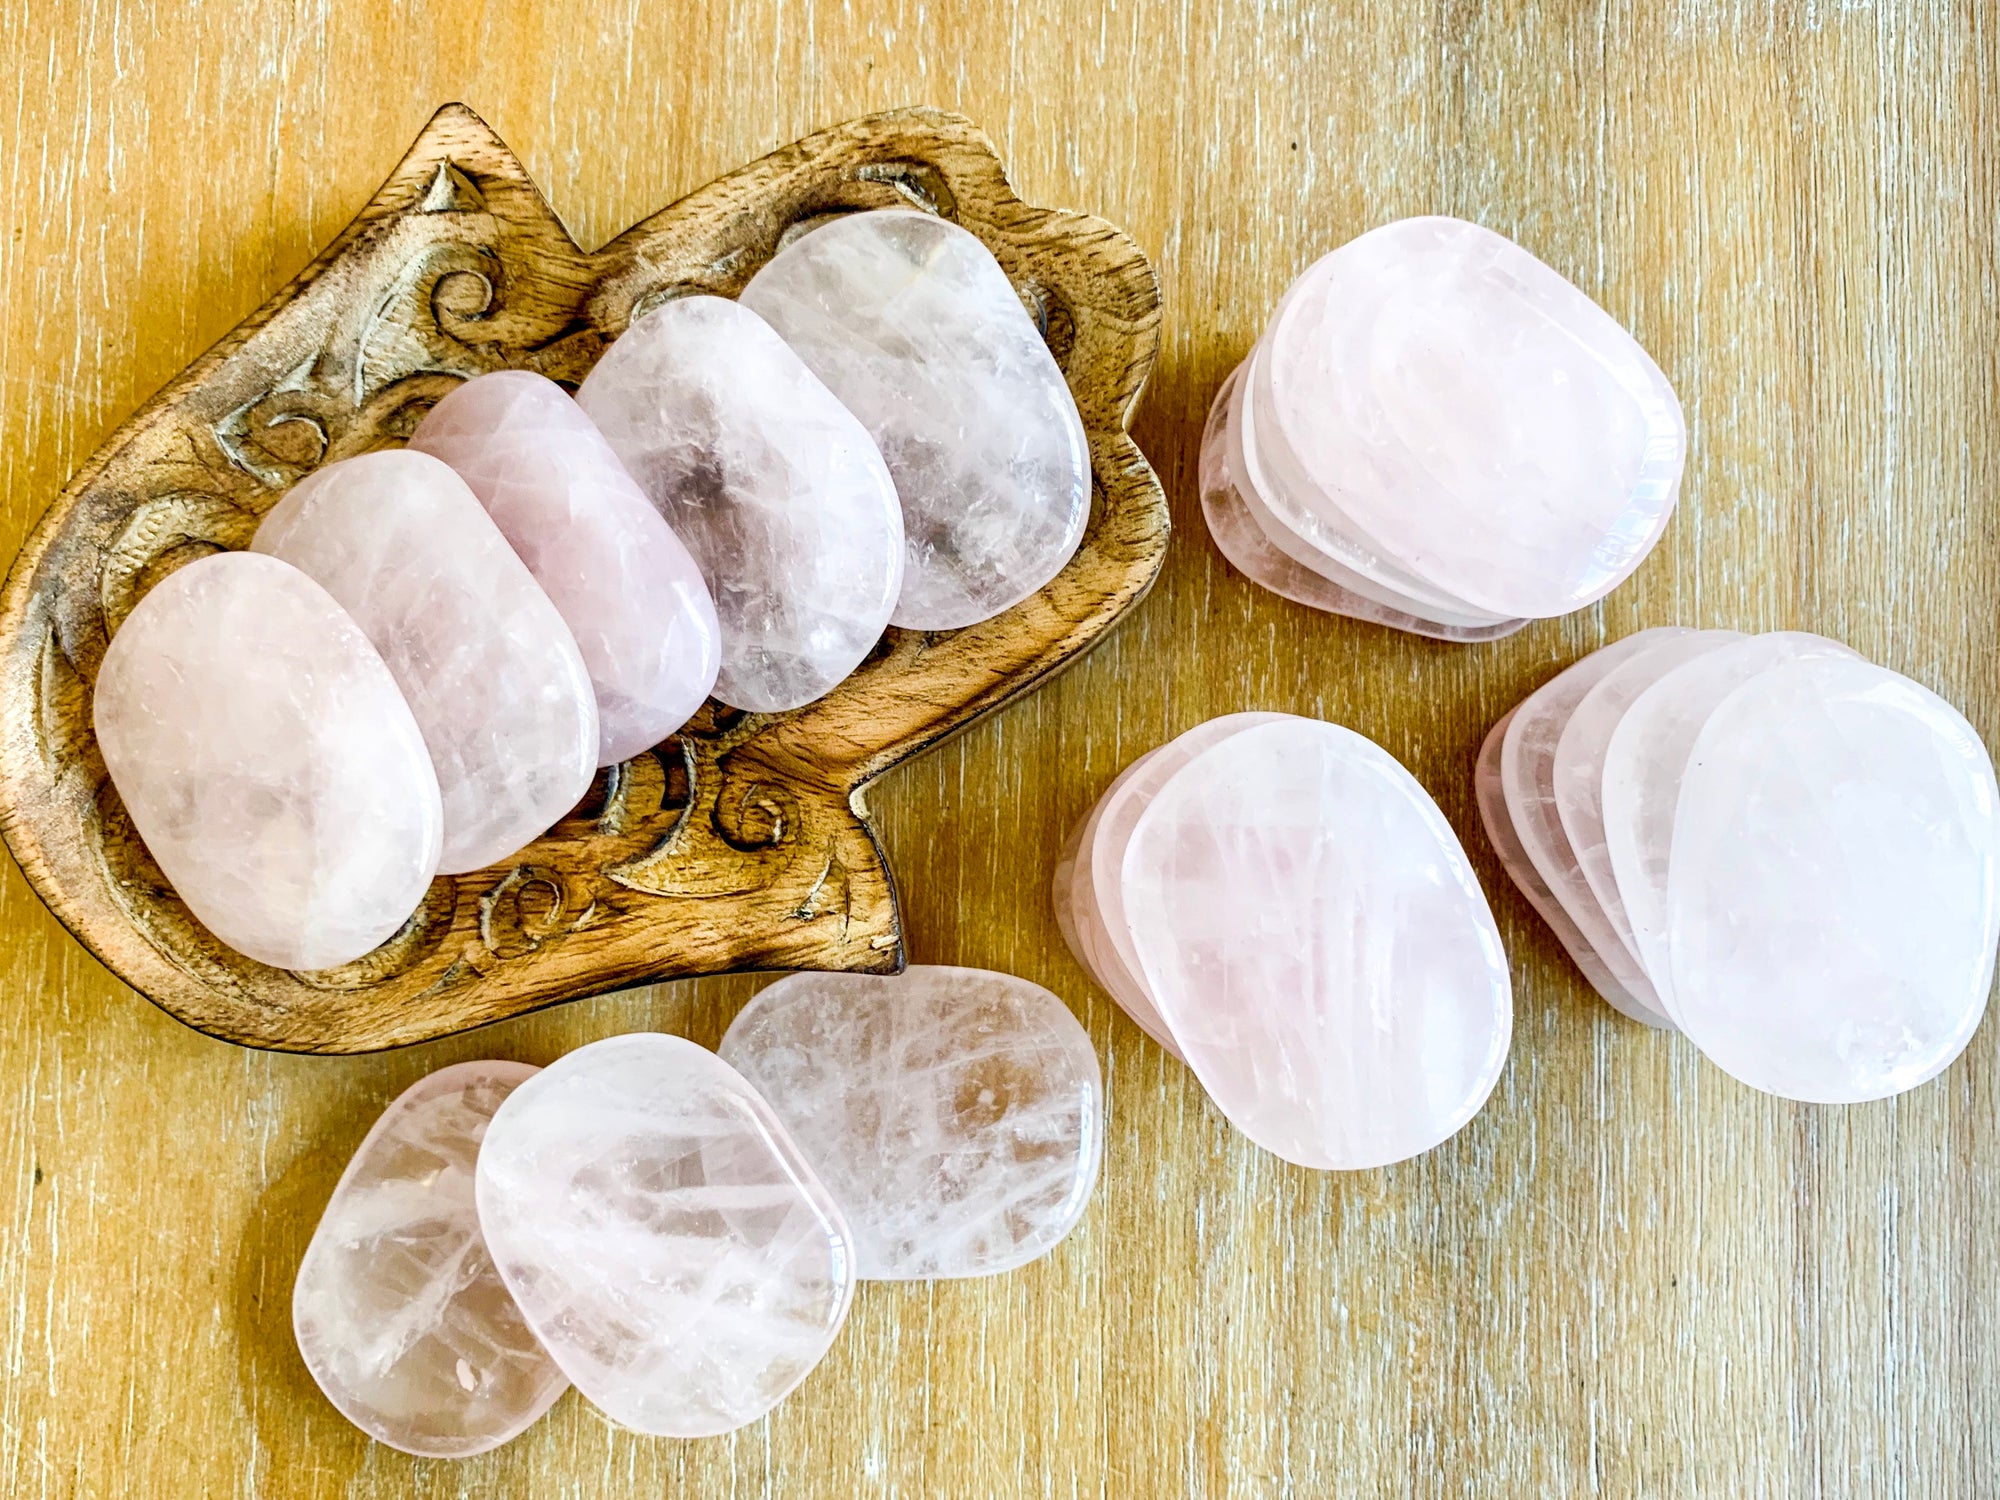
[1,2,1993,1495]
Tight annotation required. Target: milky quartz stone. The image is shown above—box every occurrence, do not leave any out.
[740,209,1091,630]
[1552,629,1747,979]
[293,1062,566,1458]
[475,1034,854,1437]
[719,967,1103,1280]
[408,370,721,767]
[1665,655,2000,1102]
[1258,216,1686,620]
[575,295,903,713]
[92,552,442,970]
[1600,633,1855,1019]
[1052,785,1183,1059]
[1122,716,1513,1169]
[253,450,597,874]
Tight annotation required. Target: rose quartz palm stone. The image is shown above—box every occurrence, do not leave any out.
[474,1034,854,1437]
[720,967,1103,1280]
[1118,715,1513,1169]
[408,370,721,767]
[294,1061,566,1458]
[92,552,442,971]
[253,449,597,874]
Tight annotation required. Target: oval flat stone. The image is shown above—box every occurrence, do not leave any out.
[1552,629,1746,978]
[1667,655,2000,1102]
[409,370,721,767]
[1600,633,1854,1018]
[740,210,1091,631]
[253,450,597,874]
[1122,715,1512,1169]
[576,295,903,714]
[293,1061,565,1458]
[92,552,441,970]
[474,1034,855,1437]
[719,967,1103,1280]
[1260,216,1686,619]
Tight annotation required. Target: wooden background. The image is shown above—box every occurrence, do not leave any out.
[1,1,1994,1495]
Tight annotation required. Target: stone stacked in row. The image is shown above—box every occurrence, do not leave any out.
[1200,216,1687,640]
[1054,712,1514,1170]
[1476,628,2000,1102]
[293,966,1102,1457]
[92,210,1090,972]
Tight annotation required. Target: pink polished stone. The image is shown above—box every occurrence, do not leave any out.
[253,449,598,874]
[92,552,442,971]
[1121,715,1512,1169]
[408,370,721,767]
[1495,630,1682,1026]
[475,1034,854,1437]
[1601,633,1855,1020]
[1552,629,1747,978]
[293,1062,566,1458]
[719,967,1103,1280]
[1052,793,1183,1058]
[1666,655,2000,1102]
[1258,217,1686,620]
[576,295,904,714]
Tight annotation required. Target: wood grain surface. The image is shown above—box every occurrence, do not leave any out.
[1,2,1994,1496]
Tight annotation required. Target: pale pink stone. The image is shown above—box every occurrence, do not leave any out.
[576,296,903,714]
[253,450,597,874]
[1475,709,1650,1019]
[1052,795,1184,1058]
[740,210,1090,631]
[92,552,442,971]
[1198,363,1525,642]
[1494,630,1682,1026]
[408,370,721,767]
[719,967,1103,1280]
[1258,217,1685,619]
[293,1061,566,1458]
[1666,655,2000,1102]
[1600,633,1856,1020]
[1121,716,1512,1169]
[474,1034,854,1437]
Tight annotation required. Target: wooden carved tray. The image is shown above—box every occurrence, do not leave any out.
[0,104,1166,1053]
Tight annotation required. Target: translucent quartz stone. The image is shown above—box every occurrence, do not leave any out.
[1259,216,1686,620]
[1666,655,2000,1102]
[474,1034,854,1437]
[1600,633,1855,1020]
[575,295,903,714]
[1494,630,1682,1026]
[408,370,721,767]
[253,450,597,874]
[1052,787,1184,1059]
[293,1062,565,1458]
[1552,630,1746,978]
[740,210,1090,631]
[1121,715,1512,1169]
[719,967,1103,1280]
[91,552,441,970]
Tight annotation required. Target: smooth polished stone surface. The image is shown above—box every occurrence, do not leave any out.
[740,209,1090,631]
[1198,364,1525,642]
[1122,715,1513,1169]
[1668,655,2000,1102]
[293,1062,565,1458]
[409,370,721,767]
[1553,629,1747,977]
[92,552,442,971]
[1492,631,1680,1026]
[1259,216,1686,619]
[719,967,1103,1280]
[1475,709,1649,1019]
[475,1034,854,1437]
[253,449,597,874]
[576,295,903,713]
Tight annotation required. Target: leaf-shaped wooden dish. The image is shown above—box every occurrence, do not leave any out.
[0,104,1165,1053]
